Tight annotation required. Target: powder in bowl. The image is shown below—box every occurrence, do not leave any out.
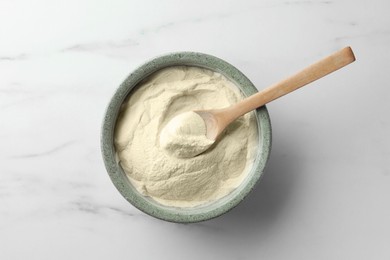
[114,66,258,208]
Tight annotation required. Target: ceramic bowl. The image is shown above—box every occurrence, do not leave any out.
[101,52,272,223]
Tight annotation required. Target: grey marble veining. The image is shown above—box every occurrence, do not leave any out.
[1,0,390,259]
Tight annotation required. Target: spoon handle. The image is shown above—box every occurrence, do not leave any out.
[229,46,355,118]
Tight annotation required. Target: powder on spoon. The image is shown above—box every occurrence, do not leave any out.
[159,111,214,158]
[114,66,258,207]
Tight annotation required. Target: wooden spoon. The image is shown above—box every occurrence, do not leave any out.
[196,46,356,140]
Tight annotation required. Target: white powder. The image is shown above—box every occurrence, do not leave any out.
[115,66,258,207]
[159,111,214,158]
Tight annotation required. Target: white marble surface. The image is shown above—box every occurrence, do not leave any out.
[1,0,390,259]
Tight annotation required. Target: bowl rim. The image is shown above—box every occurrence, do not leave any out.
[101,52,272,223]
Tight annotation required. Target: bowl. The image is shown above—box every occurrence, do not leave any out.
[101,52,272,223]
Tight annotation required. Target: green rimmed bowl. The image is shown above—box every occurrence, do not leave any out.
[101,52,272,223]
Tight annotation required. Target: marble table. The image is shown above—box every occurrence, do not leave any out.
[1,0,389,259]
